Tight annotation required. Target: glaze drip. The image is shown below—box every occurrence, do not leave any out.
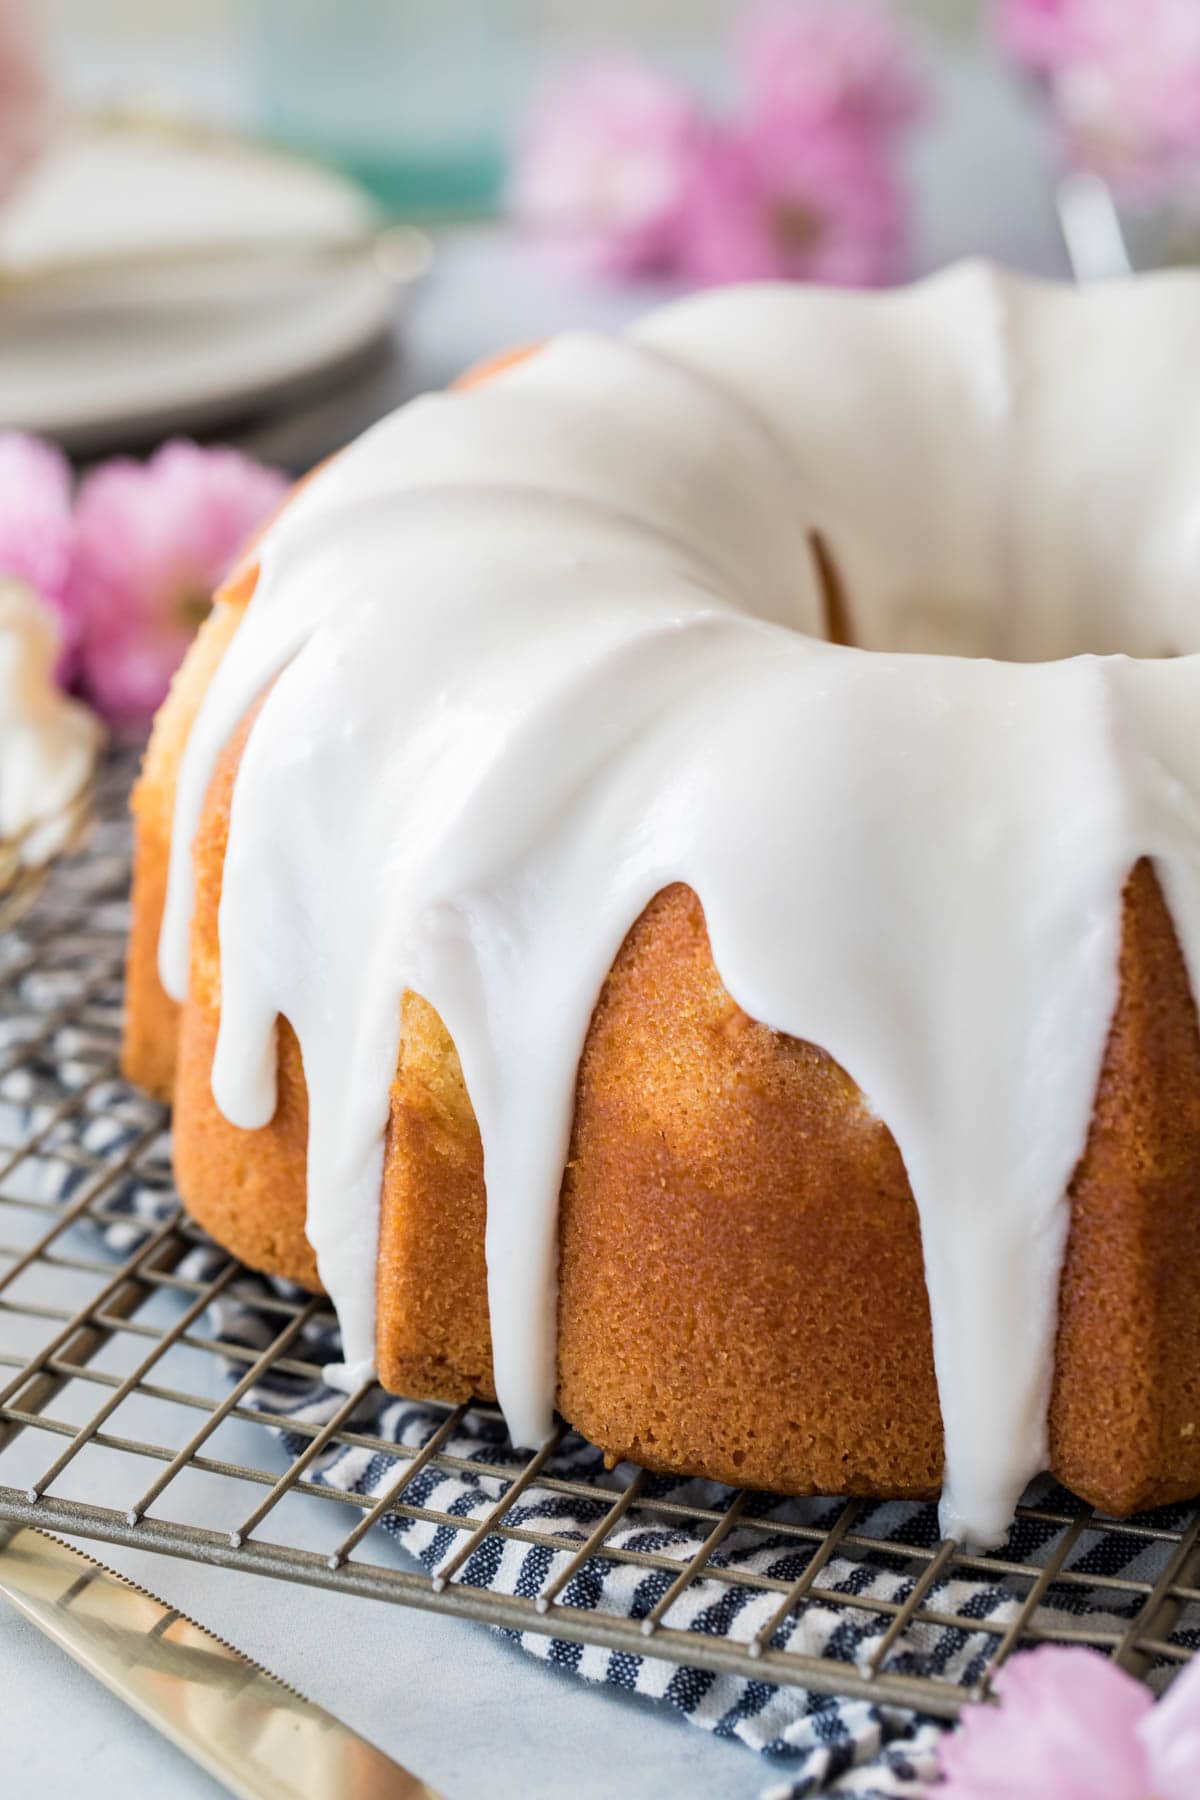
[159,262,1200,1546]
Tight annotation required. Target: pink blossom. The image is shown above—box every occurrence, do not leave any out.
[0,433,78,669]
[507,5,921,288]
[738,0,925,144]
[937,1644,1200,1799]
[997,0,1200,200]
[508,58,706,276]
[680,118,906,288]
[69,440,287,732]
[0,0,52,206]
[994,0,1085,69]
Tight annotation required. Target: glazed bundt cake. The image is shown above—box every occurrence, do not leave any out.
[124,262,1200,1548]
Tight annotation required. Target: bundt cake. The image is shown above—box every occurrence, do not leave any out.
[124,261,1200,1549]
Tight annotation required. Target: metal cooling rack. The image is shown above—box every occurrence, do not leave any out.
[2,751,1200,1724]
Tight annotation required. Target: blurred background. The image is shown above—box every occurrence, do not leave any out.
[40,1,987,218]
[6,0,1137,465]
[4,0,1198,740]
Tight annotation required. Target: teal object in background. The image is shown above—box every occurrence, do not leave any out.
[244,0,520,218]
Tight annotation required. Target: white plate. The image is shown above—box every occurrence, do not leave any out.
[0,122,416,452]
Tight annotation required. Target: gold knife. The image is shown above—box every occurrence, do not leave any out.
[0,1525,442,1800]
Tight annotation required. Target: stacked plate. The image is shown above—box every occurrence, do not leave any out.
[0,118,430,454]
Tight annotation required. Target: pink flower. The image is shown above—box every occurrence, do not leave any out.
[507,5,922,288]
[937,1644,1200,1799]
[0,0,52,206]
[0,433,78,670]
[738,0,925,144]
[680,118,907,288]
[994,0,1086,69]
[996,0,1200,201]
[685,2,921,287]
[68,440,287,732]
[508,58,706,276]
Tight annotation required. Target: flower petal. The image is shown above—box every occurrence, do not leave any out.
[997,0,1200,200]
[1138,1652,1200,1800]
[937,1646,1153,1800]
[0,433,78,673]
[737,0,926,141]
[679,119,907,288]
[508,57,704,276]
[69,439,287,730]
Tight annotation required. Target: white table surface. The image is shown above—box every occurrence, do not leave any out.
[1,1409,768,1800]
[4,35,1068,1800]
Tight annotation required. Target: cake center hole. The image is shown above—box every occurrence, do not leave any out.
[806,530,1187,662]
[809,531,855,649]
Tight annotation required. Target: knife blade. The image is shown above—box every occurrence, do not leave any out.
[0,1525,442,1800]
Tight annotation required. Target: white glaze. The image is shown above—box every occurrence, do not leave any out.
[0,578,100,865]
[159,262,1200,1547]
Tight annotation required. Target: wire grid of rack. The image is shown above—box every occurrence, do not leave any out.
[1,752,1200,1725]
